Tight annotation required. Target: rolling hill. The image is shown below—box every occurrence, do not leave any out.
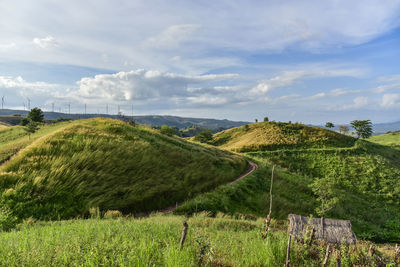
[211,121,356,152]
[0,118,247,220]
[180,121,400,242]
[368,130,400,149]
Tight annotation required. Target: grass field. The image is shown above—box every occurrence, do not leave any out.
[211,121,355,152]
[0,214,396,266]
[0,118,246,221]
[369,130,400,149]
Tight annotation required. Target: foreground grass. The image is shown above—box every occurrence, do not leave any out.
[0,215,394,266]
[0,118,246,220]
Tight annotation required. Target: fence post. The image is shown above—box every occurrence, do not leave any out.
[283,234,292,267]
[180,221,189,249]
[322,244,331,267]
[395,243,400,264]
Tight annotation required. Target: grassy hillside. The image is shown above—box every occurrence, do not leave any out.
[211,121,355,152]
[0,118,246,221]
[0,122,72,164]
[369,130,400,149]
[0,215,396,266]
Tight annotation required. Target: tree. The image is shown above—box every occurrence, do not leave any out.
[20,117,30,126]
[264,117,269,122]
[160,125,176,136]
[194,130,213,143]
[24,121,39,139]
[255,119,258,123]
[338,125,349,135]
[28,108,44,123]
[310,177,340,218]
[325,122,334,129]
[350,120,372,139]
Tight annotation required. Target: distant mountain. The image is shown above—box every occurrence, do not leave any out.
[0,109,249,130]
[372,121,400,135]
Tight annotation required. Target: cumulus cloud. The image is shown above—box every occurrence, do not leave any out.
[33,36,58,48]
[75,69,239,102]
[381,93,400,108]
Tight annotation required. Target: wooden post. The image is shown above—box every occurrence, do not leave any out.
[263,165,275,238]
[368,244,375,257]
[395,243,400,264]
[336,248,341,267]
[308,226,315,246]
[284,234,292,267]
[322,244,331,267]
[179,221,188,249]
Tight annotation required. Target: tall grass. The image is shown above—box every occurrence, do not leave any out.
[0,215,395,266]
[0,118,246,221]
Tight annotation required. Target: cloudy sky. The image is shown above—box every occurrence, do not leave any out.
[1,0,400,124]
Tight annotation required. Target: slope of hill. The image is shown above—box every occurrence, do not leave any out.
[179,122,400,242]
[211,121,355,152]
[0,118,247,220]
[0,109,249,129]
[368,130,400,149]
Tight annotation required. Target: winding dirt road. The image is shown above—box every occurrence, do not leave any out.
[160,161,258,213]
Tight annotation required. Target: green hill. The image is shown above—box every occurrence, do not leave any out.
[368,130,400,149]
[0,118,246,220]
[211,121,355,152]
[179,122,400,242]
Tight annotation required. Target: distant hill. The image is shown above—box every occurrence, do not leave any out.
[372,121,400,134]
[210,121,355,152]
[0,118,247,220]
[0,109,248,130]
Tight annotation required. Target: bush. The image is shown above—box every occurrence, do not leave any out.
[104,210,123,219]
[0,206,18,231]
[160,125,177,136]
[194,130,213,143]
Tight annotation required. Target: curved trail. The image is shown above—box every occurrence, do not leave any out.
[159,161,258,213]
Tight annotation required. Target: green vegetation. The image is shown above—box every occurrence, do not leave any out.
[325,122,334,129]
[0,215,395,266]
[351,119,373,139]
[211,121,355,152]
[0,118,246,221]
[160,124,178,136]
[194,129,213,143]
[369,130,400,150]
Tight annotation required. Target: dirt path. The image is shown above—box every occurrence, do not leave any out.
[159,161,258,213]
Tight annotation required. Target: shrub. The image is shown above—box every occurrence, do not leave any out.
[0,206,18,231]
[104,210,122,219]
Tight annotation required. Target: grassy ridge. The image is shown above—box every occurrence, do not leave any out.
[0,215,395,266]
[0,122,72,164]
[369,130,400,149]
[0,118,246,220]
[211,121,355,152]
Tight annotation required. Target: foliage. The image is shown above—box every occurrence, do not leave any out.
[194,129,213,143]
[0,206,18,231]
[27,108,44,123]
[160,124,177,136]
[339,125,349,134]
[264,117,269,122]
[309,177,340,217]
[325,122,334,128]
[20,117,30,126]
[0,118,246,220]
[351,120,373,139]
[23,121,39,139]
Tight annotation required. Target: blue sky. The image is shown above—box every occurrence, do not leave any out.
[0,0,400,124]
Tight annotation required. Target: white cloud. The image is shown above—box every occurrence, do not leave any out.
[75,69,239,103]
[250,67,365,95]
[0,42,16,51]
[33,36,58,48]
[142,24,201,49]
[381,93,400,108]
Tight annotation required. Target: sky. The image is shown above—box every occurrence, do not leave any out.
[0,0,400,124]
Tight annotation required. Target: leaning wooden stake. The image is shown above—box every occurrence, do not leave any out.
[336,247,341,267]
[368,244,375,257]
[322,244,331,267]
[263,165,275,238]
[179,221,189,249]
[395,243,400,264]
[308,226,315,246]
[284,234,292,267]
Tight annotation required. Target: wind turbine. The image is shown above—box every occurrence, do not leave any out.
[27,98,31,110]
[1,95,4,110]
